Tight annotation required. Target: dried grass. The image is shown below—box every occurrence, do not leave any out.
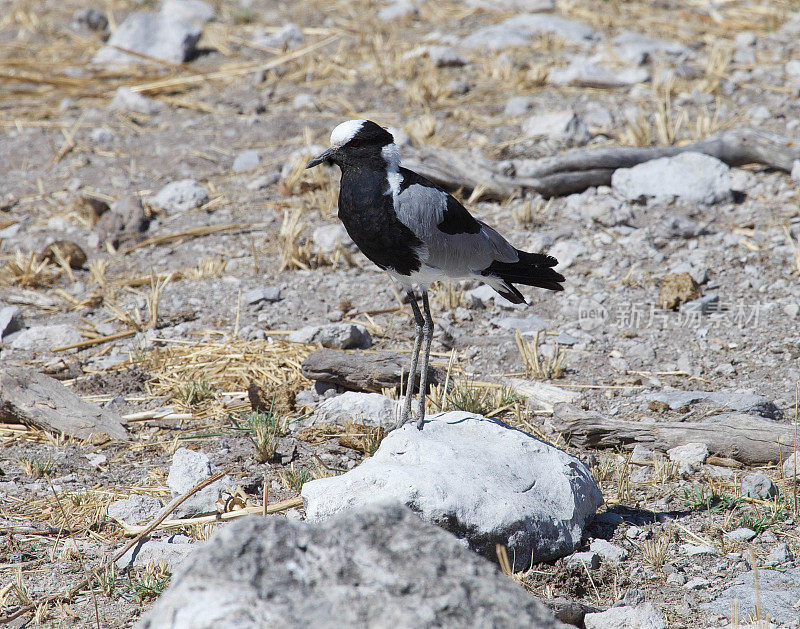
[515,330,567,380]
[135,337,312,415]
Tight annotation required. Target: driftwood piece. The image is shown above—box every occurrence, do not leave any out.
[0,367,129,440]
[301,349,443,393]
[407,128,800,199]
[548,405,796,466]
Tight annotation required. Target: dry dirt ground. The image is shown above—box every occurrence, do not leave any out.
[2,0,800,626]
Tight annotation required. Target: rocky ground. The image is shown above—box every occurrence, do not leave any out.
[2,0,800,626]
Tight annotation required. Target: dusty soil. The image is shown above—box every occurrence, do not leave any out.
[1,0,800,626]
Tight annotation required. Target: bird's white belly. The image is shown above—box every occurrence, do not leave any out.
[387,264,472,289]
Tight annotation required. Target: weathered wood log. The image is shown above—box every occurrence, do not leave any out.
[301,349,443,393]
[547,404,797,466]
[0,367,129,440]
[406,128,800,199]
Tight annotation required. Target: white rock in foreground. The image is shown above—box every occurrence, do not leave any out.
[302,411,603,570]
[136,503,566,628]
[167,448,230,517]
[612,152,732,205]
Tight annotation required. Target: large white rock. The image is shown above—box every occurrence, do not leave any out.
[548,59,649,88]
[93,11,201,66]
[302,411,603,570]
[305,392,399,429]
[611,152,732,205]
[463,14,598,49]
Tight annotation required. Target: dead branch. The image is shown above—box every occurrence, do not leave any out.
[406,128,800,199]
[547,405,796,466]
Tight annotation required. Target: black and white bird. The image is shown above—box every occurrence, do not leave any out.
[306,120,564,429]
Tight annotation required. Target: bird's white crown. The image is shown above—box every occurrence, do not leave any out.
[329,119,366,148]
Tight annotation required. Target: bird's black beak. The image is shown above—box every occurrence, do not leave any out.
[306,148,334,169]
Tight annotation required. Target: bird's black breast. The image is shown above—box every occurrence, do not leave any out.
[338,167,424,277]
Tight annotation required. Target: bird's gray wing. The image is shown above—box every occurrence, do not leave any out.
[393,176,518,277]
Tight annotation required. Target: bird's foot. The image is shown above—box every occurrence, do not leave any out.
[414,410,425,430]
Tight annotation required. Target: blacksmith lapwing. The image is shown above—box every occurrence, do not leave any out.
[307,120,564,429]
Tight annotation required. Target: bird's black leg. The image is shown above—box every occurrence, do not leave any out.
[397,290,425,428]
[415,290,434,429]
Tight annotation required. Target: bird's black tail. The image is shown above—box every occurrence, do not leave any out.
[482,250,565,304]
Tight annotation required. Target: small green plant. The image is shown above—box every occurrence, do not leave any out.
[94,564,117,598]
[120,562,171,603]
[738,514,775,535]
[279,463,313,493]
[683,487,740,513]
[445,382,524,417]
[18,456,54,478]
[245,405,285,463]
[175,377,215,406]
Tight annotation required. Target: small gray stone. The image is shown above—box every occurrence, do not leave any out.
[426,45,467,67]
[766,543,794,566]
[612,30,690,65]
[116,535,195,572]
[166,448,230,517]
[492,314,550,334]
[724,527,757,542]
[667,442,708,473]
[680,543,717,556]
[464,0,553,10]
[7,324,82,352]
[504,96,532,116]
[302,411,603,570]
[565,551,600,570]
[244,287,281,304]
[741,472,778,499]
[305,391,399,429]
[289,323,371,350]
[110,87,162,115]
[522,111,591,146]
[549,59,649,88]
[160,0,215,26]
[791,159,800,183]
[89,127,114,144]
[71,7,108,31]
[783,452,800,477]
[378,0,418,21]
[666,572,686,586]
[631,444,662,464]
[684,577,709,590]
[107,494,163,525]
[312,224,354,254]
[0,306,24,338]
[246,172,280,190]
[584,603,666,629]
[253,23,303,49]
[590,539,627,562]
[463,14,598,49]
[548,239,586,271]
[149,179,208,213]
[611,152,732,205]
[232,149,260,172]
[786,60,800,77]
[679,293,719,314]
[93,11,201,65]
